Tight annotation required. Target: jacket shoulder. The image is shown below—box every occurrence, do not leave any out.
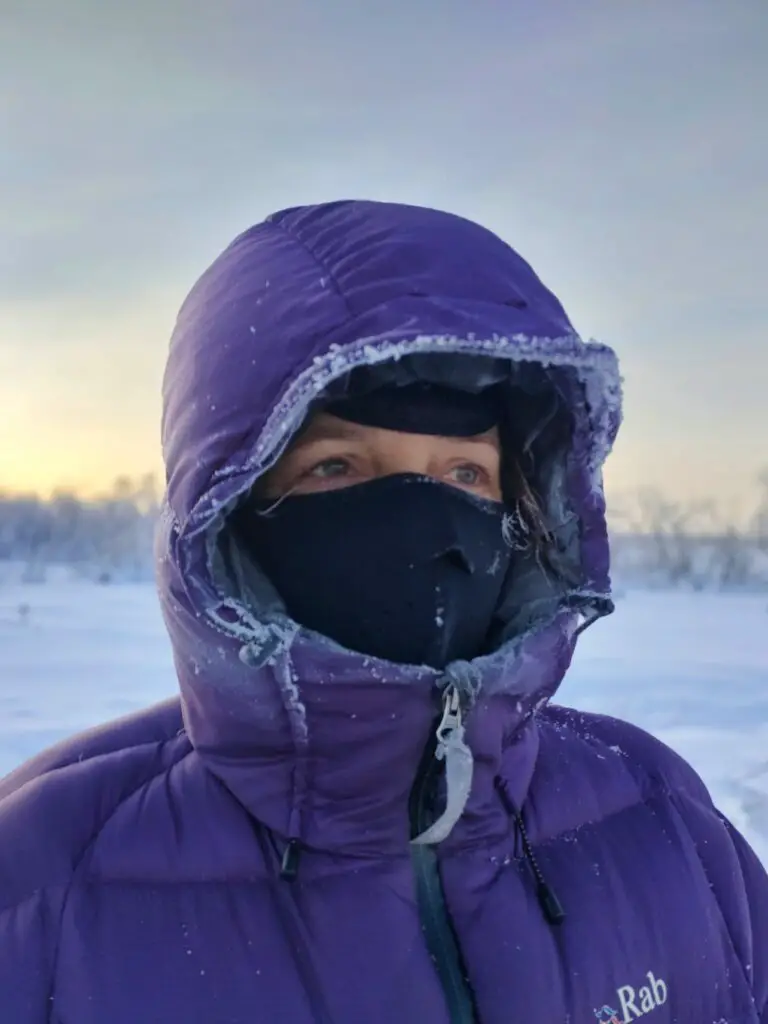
[0,699,190,910]
[540,703,712,803]
[525,704,714,845]
[536,704,768,1013]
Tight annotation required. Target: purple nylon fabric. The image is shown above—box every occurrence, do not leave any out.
[1,200,766,1023]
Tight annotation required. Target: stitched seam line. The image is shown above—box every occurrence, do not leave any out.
[269,215,353,316]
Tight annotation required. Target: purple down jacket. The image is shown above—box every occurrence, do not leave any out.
[1,201,766,1024]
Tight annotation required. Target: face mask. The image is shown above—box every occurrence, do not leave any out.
[236,474,511,668]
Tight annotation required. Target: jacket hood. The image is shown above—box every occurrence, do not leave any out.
[156,200,622,850]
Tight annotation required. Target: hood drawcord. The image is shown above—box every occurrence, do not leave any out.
[255,828,332,1024]
[494,778,565,927]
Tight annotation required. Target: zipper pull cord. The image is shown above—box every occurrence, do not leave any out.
[411,683,475,846]
[280,838,302,881]
[495,779,566,927]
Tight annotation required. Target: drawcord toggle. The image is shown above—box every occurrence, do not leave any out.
[280,839,302,881]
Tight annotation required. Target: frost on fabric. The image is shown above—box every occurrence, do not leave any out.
[237,625,293,669]
[487,551,503,576]
[501,509,531,552]
[273,650,308,742]
[201,331,621,506]
[247,332,622,491]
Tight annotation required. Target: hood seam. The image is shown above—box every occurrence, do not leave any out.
[270,215,354,317]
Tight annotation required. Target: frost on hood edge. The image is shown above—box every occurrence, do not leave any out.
[185,330,621,660]
[200,331,621,507]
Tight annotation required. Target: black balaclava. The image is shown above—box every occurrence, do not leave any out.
[235,383,513,668]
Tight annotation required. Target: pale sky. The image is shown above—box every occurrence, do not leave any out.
[2,0,766,516]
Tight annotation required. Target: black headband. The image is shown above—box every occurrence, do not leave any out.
[324,382,503,438]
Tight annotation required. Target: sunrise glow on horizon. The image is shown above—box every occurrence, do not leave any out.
[3,3,766,513]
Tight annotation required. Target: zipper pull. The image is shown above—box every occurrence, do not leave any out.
[280,839,301,881]
[411,684,474,846]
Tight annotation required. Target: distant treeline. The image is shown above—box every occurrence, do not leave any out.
[1,473,767,590]
[0,476,159,582]
[609,480,768,590]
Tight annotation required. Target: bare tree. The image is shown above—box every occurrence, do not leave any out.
[632,490,717,588]
[610,477,768,591]
[752,469,768,552]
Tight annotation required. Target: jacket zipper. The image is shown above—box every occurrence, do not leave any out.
[409,690,479,1024]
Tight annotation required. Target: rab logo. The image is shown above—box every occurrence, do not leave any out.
[595,972,668,1022]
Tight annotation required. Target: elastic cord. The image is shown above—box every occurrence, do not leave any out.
[495,778,566,927]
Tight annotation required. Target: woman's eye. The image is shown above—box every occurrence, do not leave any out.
[448,464,484,487]
[308,458,351,480]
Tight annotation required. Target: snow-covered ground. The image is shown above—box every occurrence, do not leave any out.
[0,581,766,864]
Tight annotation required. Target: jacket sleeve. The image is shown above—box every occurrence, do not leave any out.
[672,784,768,1019]
[722,816,768,1022]
[0,713,182,1021]
[0,756,103,1021]
[0,888,65,1023]
[0,769,73,1023]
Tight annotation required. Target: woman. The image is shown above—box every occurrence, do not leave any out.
[1,200,766,1023]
